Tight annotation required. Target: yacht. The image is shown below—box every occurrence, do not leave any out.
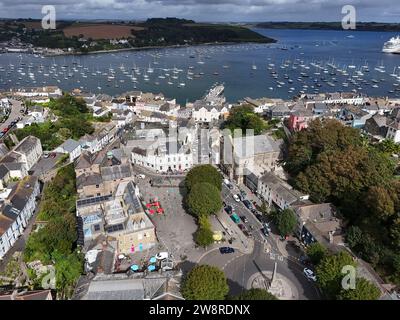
[383,36,400,54]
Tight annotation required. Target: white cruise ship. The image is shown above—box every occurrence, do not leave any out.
[382,35,400,54]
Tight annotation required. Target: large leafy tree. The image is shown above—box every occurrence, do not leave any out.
[338,278,381,300]
[187,182,222,217]
[195,216,214,247]
[316,251,357,298]
[223,104,267,135]
[274,208,297,237]
[185,165,222,192]
[182,265,229,300]
[306,242,328,266]
[233,288,277,300]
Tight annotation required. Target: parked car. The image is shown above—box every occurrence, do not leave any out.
[222,201,227,208]
[0,132,4,138]
[240,190,247,198]
[230,213,240,224]
[263,222,272,232]
[138,174,146,179]
[255,214,263,222]
[261,227,269,237]
[243,199,253,210]
[156,252,169,260]
[223,179,233,189]
[240,216,248,223]
[50,152,57,158]
[303,268,317,282]
[238,224,246,231]
[225,205,233,215]
[233,194,240,202]
[219,247,235,254]
[243,230,252,238]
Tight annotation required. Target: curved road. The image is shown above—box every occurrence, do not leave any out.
[198,240,320,299]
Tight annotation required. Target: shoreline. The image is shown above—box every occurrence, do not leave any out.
[41,41,276,57]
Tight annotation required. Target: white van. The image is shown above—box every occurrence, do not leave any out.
[223,179,233,189]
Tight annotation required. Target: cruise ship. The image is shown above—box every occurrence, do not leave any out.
[382,36,400,54]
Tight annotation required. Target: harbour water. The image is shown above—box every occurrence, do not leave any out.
[1,28,400,104]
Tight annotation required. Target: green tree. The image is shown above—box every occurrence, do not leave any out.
[233,288,277,300]
[338,278,381,300]
[346,226,364,250]
[316,251,356,298]
[187,182,222,217]
[223,104,267,135]
[274,208,297,236]
[53,251,83,299]
[185,165,222,192]
[195,216,214,247]
[182,265,229,300]
[366,186,396,221]
[306,242,328,266]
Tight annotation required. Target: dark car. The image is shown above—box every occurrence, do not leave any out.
[255,214,263,222]
[240,215,248,223]
[251,208,258,214]
[261,227,269,237]
[243,200,253,210]
[238,224,246,231]
[219,247,235,254]
[243,230,252,238]
[222,201,227,208]
[225,205,233,215]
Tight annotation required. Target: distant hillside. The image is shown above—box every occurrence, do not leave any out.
[0,18,275,53]
[254,22,400,32]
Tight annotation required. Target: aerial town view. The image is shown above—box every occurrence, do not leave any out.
[0,0,400,310]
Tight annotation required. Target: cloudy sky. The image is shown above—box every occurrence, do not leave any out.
[0,0,399,22]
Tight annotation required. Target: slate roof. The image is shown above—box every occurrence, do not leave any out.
[233,135,280,158]
[7,175,39,211]
[100,164,132,182]
[14,136,40,155]
[76,173,103,189]
[58,139,80,153]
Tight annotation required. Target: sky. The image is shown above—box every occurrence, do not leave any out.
[0,0,399,22]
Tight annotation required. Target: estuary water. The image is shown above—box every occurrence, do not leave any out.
[0,28,399,104]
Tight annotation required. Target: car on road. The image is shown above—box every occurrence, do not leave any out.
[225,205,234,215]
[223,178,233,190]
[155,252,169,260]
[263,223,272,232]
[233,194,240,202]
[261,227,269,237]
[243,230,252,237]
[243,199,253,210]
[230,213,241,224]
[219,247,235,254]
[137,174,146,179]
[238,224,246,231]
[240,216,248,223]
[303,268,317,282]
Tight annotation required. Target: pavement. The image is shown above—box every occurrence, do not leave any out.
[31,153,64,177]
